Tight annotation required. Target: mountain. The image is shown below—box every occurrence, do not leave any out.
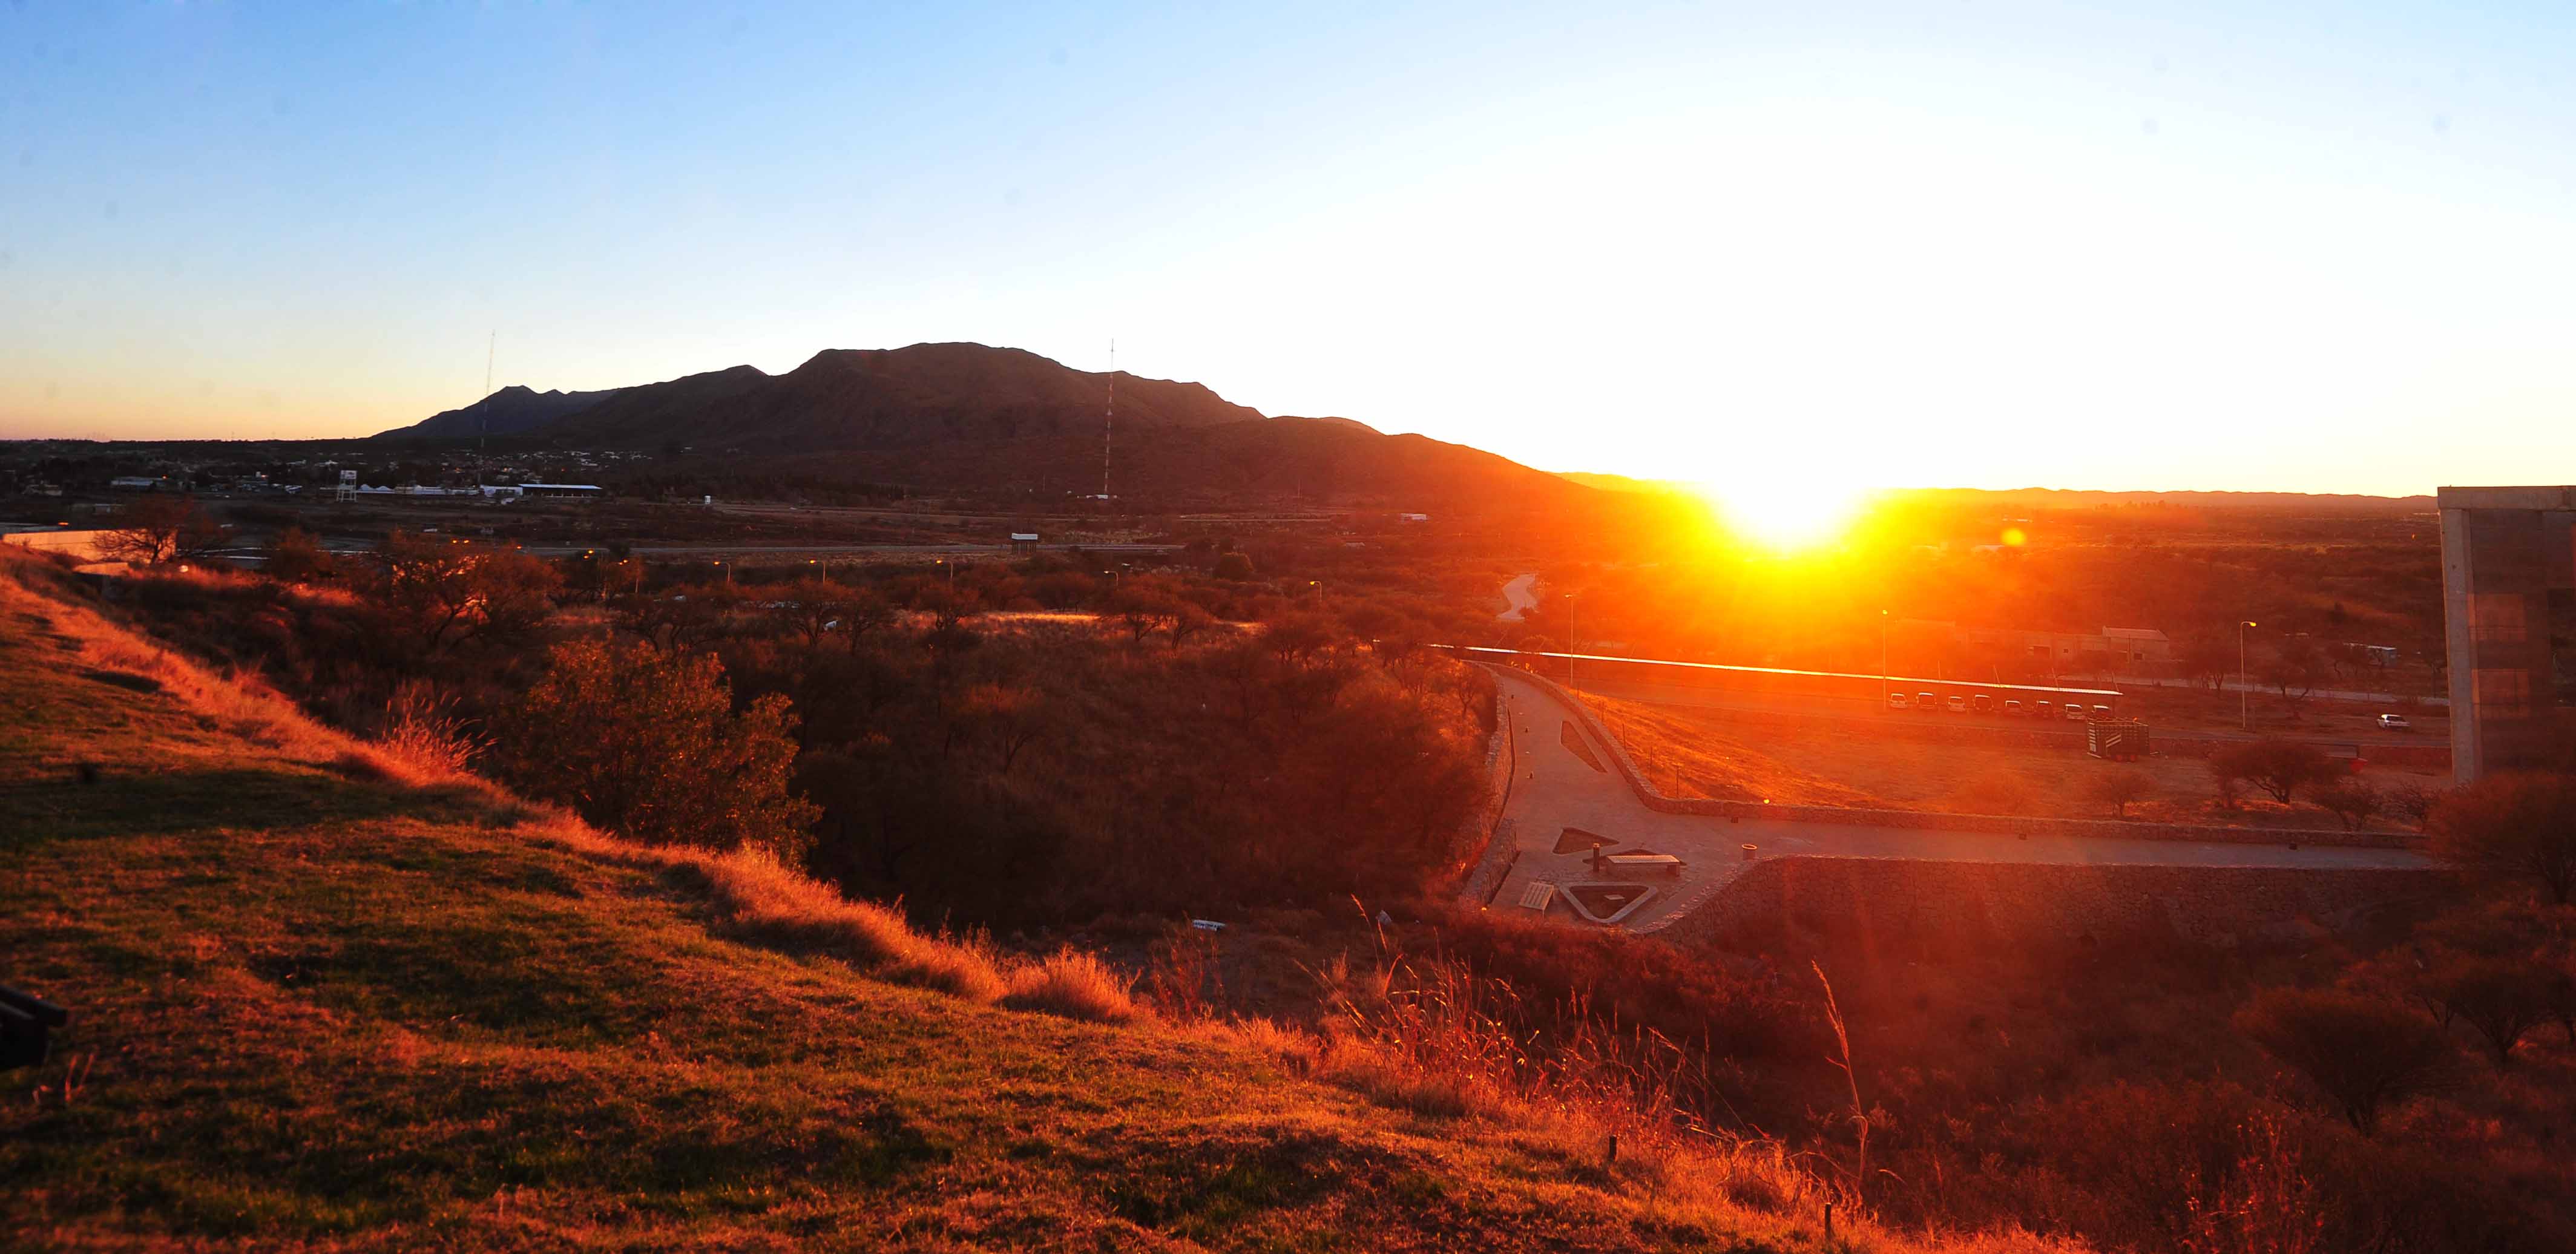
[372,342,1592,508]
[381,384,629,440]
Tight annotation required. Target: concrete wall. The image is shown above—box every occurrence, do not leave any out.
[1660,856,2442,947]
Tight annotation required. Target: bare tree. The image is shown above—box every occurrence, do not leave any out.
[100,495,225,565]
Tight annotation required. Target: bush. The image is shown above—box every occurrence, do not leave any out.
[501,638,817,855]
[1002,949,1140,1023]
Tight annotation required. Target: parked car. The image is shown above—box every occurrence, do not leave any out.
[2035,701,2054,718]
[2065,704,2088,721]
[1946,695,1967,713]
[2091,704,2113,719]
[1887,692,1908,710]
[2377,713,2412,731]
[1972,694,1993,713]
[1917,692,1937,712]
[2003,699,2025,716]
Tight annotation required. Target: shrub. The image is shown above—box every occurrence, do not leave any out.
[2232,988,2451,1133]
[501,638,818,855]
[1002,948,1140,1023]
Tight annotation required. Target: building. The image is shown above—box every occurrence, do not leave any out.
[108,476,162,491]
[517,484,603,500]
[1008,532,1040,554]
[2437,487,2576,781]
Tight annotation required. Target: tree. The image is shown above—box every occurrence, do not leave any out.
[2259,637,2327,707]
[1212,551,1257,581]
[373,531,560,656]
[2083,766,2157,818]
[778,577,849,648]
[2207,739,2338,805]
[2233,987,2453,1134]
[501,638,816,855]
[100,494,225,565]
[2309,778,2382,832]
[2425,956,2556,1069]
[2429,772,2576,905]
[1264,612,1342,663]
[2178,633,2235,691]
[1164,601,1216,649]
[263,527,337,585]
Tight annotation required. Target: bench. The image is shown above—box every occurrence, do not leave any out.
[1603,853,1686,876]
[1,985,68,1070]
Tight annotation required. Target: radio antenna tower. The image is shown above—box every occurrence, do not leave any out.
[1101,338,1114,501]
[479,329,496,464]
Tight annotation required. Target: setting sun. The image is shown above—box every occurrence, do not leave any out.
[1690,476,1873,551]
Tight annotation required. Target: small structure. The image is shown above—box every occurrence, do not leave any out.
[1009,532,1040,554]
[1517,881,1557,911]
[108,476,161,491]
[519,483,604,500]
[2086,719,2152,761]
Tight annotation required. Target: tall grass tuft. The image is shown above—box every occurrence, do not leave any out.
[695,847,1010,1002]
[1004,948,1142,1023]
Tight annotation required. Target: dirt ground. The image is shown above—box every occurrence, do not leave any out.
[1585,693,2444,833]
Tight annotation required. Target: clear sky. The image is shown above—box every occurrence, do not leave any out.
[3,2,2571,497]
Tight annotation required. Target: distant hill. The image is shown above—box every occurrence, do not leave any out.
[383,384,629,440]
[373,342,1589,508]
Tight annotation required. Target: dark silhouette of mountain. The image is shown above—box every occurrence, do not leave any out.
[528,343,1263,452]
[372,342,1591,508]
[377,384,628,440]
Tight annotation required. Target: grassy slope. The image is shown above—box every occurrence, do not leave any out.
[1,560,2066,1253]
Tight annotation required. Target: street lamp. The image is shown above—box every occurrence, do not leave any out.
[2239,620,2258,730]
[1880,609,1890,706]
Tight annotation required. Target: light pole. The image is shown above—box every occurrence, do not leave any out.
[1880,609,1890,706]
[2238,620,2257,730]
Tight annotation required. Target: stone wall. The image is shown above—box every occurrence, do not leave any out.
[1490,663,2419,850]
[1659,856,2444,947]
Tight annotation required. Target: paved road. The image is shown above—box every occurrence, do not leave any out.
[1477,668,2434,934]
[1495,572,1539,622]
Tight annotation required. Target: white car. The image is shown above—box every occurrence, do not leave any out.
[1887,693,1909,710]
[2377,714,2413,732]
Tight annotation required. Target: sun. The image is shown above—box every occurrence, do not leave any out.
[1688,474,1871,552]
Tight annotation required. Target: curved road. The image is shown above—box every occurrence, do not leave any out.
[1479,668,2434,934]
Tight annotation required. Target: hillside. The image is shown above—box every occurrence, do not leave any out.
[0,553,2036,1253]
[392,384,633,441]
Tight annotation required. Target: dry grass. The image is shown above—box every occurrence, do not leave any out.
[1002,948,1143,1023]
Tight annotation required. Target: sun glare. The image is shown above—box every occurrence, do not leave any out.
[1690,476,1871,551]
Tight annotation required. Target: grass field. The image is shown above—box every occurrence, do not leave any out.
[1580,691,2442,830]
[0,553,2075,1252]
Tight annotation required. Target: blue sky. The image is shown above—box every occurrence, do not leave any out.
[3,1,2571,497]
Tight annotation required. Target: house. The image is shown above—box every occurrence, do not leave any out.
[1009,533,1040,554]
